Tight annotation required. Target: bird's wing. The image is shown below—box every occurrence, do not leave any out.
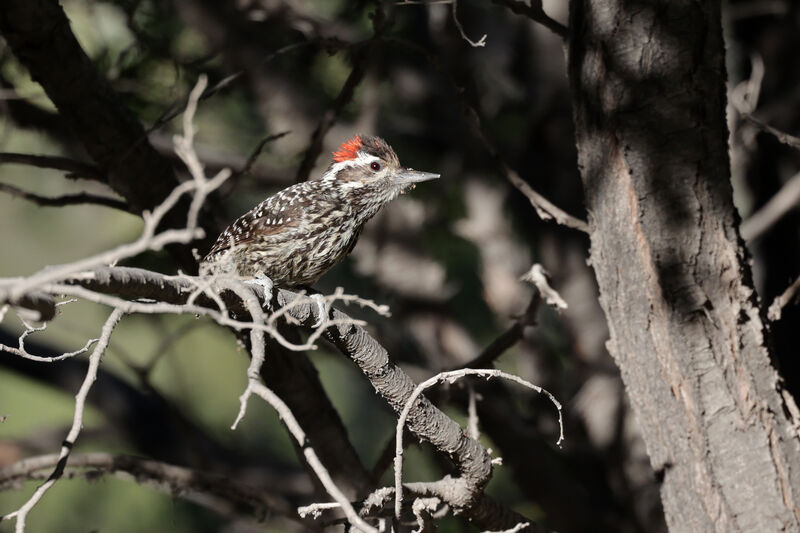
[204,186,308,258]
[345,224,364,256]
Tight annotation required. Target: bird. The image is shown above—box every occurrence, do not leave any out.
[200,135,440,289]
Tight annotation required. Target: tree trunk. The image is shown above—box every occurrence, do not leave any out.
[568,0,800,530]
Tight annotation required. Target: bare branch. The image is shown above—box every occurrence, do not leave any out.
[0,182,129,212]
[389,37,588,233]
[740,170,800,241]
[294,54,369,183]
[454,291,540,370]
[248,382,378,532]
[0,76,230,304]
[220,277,377,532]
[0,152,105,181]
[0,303,98,362]
[767,274,800,322]
[0,452,299,525]
[742,114,800,151]
[452,0,487,47]
[1,308,124,532]
[520,264,568,310]
[412,497,441,532]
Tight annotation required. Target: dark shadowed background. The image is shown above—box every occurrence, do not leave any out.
[1,0,798,531]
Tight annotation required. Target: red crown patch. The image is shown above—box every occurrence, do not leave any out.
[332,136,363,162]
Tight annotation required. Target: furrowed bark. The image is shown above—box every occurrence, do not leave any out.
[568,0,800,530]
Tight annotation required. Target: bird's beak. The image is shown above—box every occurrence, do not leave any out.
[394,168,441,185]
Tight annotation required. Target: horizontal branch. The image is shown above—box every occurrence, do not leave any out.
[0,182,129,212]
[0,152,105,181]
[0,452,303,526]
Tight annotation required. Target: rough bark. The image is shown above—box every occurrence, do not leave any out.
[568,0,800,530]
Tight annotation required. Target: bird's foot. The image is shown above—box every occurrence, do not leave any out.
[244,274,274,303]
[310,293,328,329]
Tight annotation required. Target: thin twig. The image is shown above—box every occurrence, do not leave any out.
[520,264,567,310]
[7,299,86,359]
[742,114,800,150]
[453,292,540,370]
[388,37,588,233]
[452,0,487,47]
[0,182,129,212]
[223,131,291,197]
[0,308,98,363]
[767,273,800,322]
[2,308,124,533]
[2,76,230,303]
[0,152,105,181]
[294,2,388,183]
[220,279,377,532]
[740,170,800,241]
[243,381,378,532]
[294,57,368,183]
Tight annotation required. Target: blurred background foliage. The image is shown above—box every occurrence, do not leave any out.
[1,0,798,531]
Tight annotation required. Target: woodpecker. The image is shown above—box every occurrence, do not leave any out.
[200,135,440,287]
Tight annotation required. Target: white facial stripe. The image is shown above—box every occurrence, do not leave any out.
[321,152,381,181]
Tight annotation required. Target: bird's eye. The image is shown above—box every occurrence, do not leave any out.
[370,161,382,172]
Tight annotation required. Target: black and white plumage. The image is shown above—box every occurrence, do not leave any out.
[200,135,439,287]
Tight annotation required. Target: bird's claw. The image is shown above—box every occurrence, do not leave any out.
[244,274,274,303]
